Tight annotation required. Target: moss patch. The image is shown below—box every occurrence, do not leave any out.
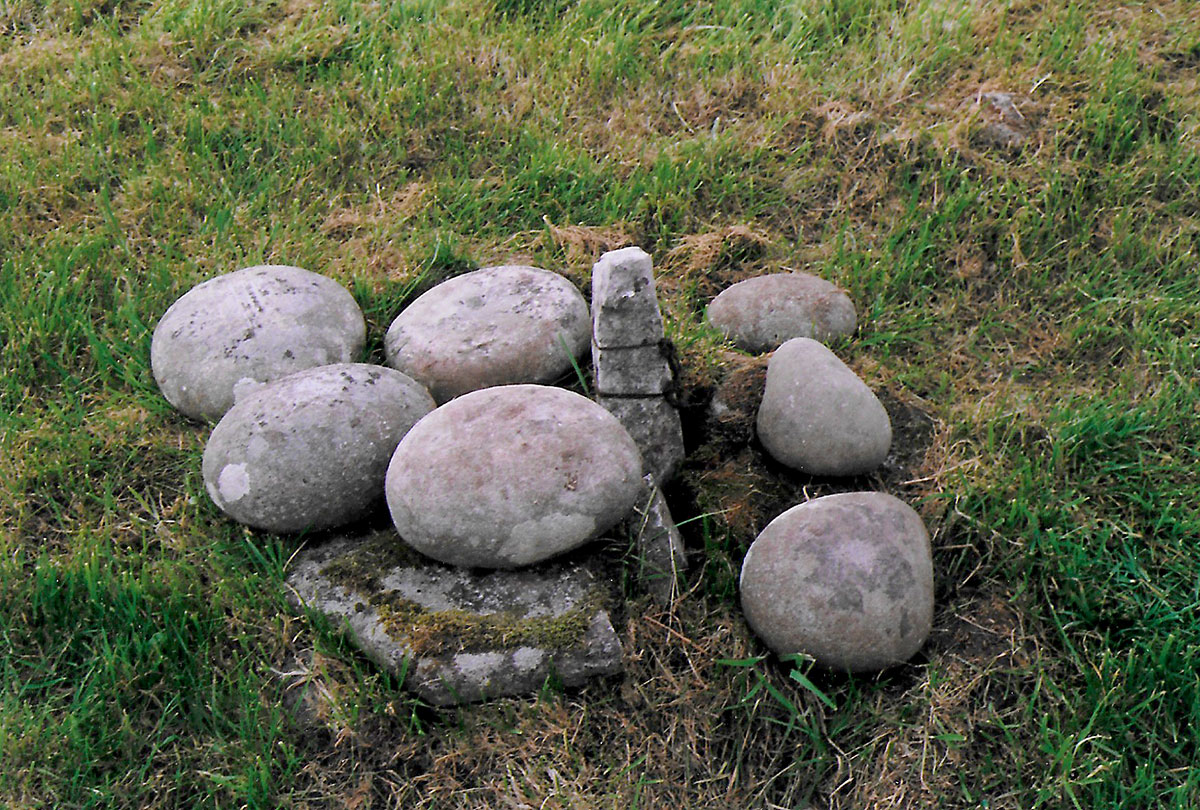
[321,533,607,657]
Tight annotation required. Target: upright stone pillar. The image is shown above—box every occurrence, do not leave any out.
[590,247,685,484]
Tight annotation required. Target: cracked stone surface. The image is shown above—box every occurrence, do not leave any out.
[596,395,684,484]
[286,532,624,705]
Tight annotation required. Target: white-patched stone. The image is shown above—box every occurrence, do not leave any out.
[740,492,933,672]
[707,272,856,353]
[386,385,643,568]
[152,265,365,421]
[384,265,590,403]
[202,363,435,533]
[757,338,891,476]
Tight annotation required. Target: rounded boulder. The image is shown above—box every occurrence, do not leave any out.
[757,337,891,476]
[203,364,436,533]
[739,492,933,672]
[707,272,856,353]
[386,384,643,568]
[152,265,366,421]
[384,265,590,403]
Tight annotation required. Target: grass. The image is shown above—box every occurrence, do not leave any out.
[3,0,1200,806]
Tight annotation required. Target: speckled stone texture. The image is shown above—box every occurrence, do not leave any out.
[756,337,892,476]
[386,385,644,568]
[286,532,623,705]
[152,265,365,421]
[202,364,435,533]
[384,265,590,403]
[739,492,933,672]
[706,272,856,353]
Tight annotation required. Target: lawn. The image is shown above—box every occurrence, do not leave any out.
[2,0,1200,807]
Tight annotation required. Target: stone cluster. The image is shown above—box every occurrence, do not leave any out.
[152,249,936,703]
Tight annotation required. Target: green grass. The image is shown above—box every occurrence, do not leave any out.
[4,0,1200,806]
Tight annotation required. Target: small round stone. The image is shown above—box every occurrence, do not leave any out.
[384,265,590,403]
[707,272,856,353]
[386,384,643,568]
[152,265,365,421]
[202,364,436,533]
[739,492,933,672]
[757,337,891,476]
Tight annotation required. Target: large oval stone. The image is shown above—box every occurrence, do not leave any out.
[757,338,891,476]
[203,364,435,533]
[384,265,590,403]
[386,385,643,568]
[707,272,856,353]
[739,492,933,672]
[152,265,365,421]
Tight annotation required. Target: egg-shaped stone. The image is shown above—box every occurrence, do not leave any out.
[757,337,891,476]
[739,492,933,672]
[203,364,435,533]
[385,384,643,568]
[384,265,590,403]
[152,265,366,421]
[707,272,856,353]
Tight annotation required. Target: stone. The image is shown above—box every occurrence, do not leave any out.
[756,338,891,476]
[151,265,365,421]
[386,385,643,568]
[626,475,687,604]
[592,343,674,396]
[596,395,685,484]
[202,363,435,533]
[706,273,856,353]
[384,265,590,403]
[591,247,663,348]
[286,532,623,705]
[739,492,933,672]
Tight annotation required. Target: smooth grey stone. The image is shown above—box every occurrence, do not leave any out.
[152,265,365,421]
[286,532,623,706]
[739,492,933,672]
[625,475,688,604]
[707,273,856,353]
[592,343,674,396]
[386,385,643,568]
[595,395,685,484]
[591,247,663,348]
[384,265,590,403]
[203,363,435,533]
[757,338,891,476]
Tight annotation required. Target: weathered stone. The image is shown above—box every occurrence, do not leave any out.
[706,273,856,353]
[384,265,590,403]
[625,475,688,604]
[596,395,685,484]
[151,265,365,421]
[592,343,674,396]
[757,338,891,476]
[203,364,435,533]
[286,532,624,705]
[591,247,663,348]
[739,492,933,672]
[386,385,643,568]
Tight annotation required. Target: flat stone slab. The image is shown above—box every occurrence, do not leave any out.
[286,532,623,705]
